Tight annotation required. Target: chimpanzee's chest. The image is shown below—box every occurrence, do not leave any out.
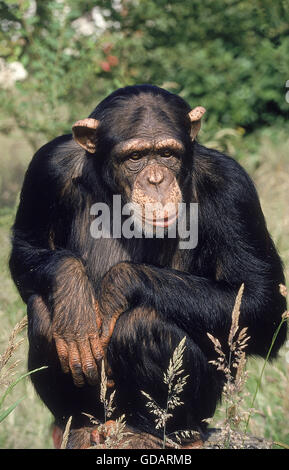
[78,234,191,289]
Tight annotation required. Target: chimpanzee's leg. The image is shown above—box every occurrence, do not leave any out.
[27,296,223,447]
[107,306,224,439]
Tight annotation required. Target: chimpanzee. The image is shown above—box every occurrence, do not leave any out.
[9,85,287,448]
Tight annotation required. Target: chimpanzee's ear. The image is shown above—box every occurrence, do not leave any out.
[72,118,99,153]
[188,106,206,141]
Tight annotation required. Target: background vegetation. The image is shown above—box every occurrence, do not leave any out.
[0,0,288,448]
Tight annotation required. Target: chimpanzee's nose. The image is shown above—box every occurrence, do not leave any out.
[147,167,164,185]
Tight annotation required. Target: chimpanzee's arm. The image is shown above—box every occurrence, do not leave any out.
[9,136,104,386]
[10,136,79,299]
[99,151,287,359]
[102,262,286,359]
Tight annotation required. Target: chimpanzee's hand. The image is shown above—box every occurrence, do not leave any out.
[53,260,148,387]
[49,258,106,387]
[97,262,143,348]
[52,298,104,388]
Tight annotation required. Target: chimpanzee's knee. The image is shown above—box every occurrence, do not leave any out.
[107,307,223,435]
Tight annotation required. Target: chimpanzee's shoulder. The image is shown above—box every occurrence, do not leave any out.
[193,142,256,194]
[25,134,85,185]
[35,134,75,156]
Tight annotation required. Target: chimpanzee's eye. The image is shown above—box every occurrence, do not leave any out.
[162,150,173,158]
[129,152,142,160]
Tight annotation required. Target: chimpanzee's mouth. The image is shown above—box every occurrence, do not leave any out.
[141,210,178,228]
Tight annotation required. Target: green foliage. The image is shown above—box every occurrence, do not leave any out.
[0,0,116,143]
[0,0,288,146]
[0,367,46,423]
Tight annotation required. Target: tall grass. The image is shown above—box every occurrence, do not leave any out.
[244,286,289,437]
[0,208,52,448]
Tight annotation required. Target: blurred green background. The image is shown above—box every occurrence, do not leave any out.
[0,0,288,448]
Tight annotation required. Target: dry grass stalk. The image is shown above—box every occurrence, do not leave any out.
[98,414,132,449]
[228,283,245,348]
[83,413,132,449]
[173,429,201,447]
[97,360,131,448]
[207,283,252,447]
[141,336,196,448]
[141,337,189,432]
[100,360,116,422]
[82,361,131,449]
[61,416,72,449]
[0,316,28,387]
[163,336,189,414]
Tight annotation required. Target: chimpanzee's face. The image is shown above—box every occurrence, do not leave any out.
[109,133,184,228]
[72,88,205,229]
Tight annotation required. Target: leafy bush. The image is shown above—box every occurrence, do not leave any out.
[0,0,288,147]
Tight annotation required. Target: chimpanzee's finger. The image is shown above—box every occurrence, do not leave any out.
[54,335,70,374]
[78,338,98,385]
[68,341,85,387]
[95,301,103,331]
[89,332,104,362]
[100,314,119,349]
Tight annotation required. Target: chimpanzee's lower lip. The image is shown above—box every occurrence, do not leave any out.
[141,212,178,227]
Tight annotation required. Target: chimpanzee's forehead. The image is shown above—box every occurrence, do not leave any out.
[103,96,189,141]
[111,137,185,158]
